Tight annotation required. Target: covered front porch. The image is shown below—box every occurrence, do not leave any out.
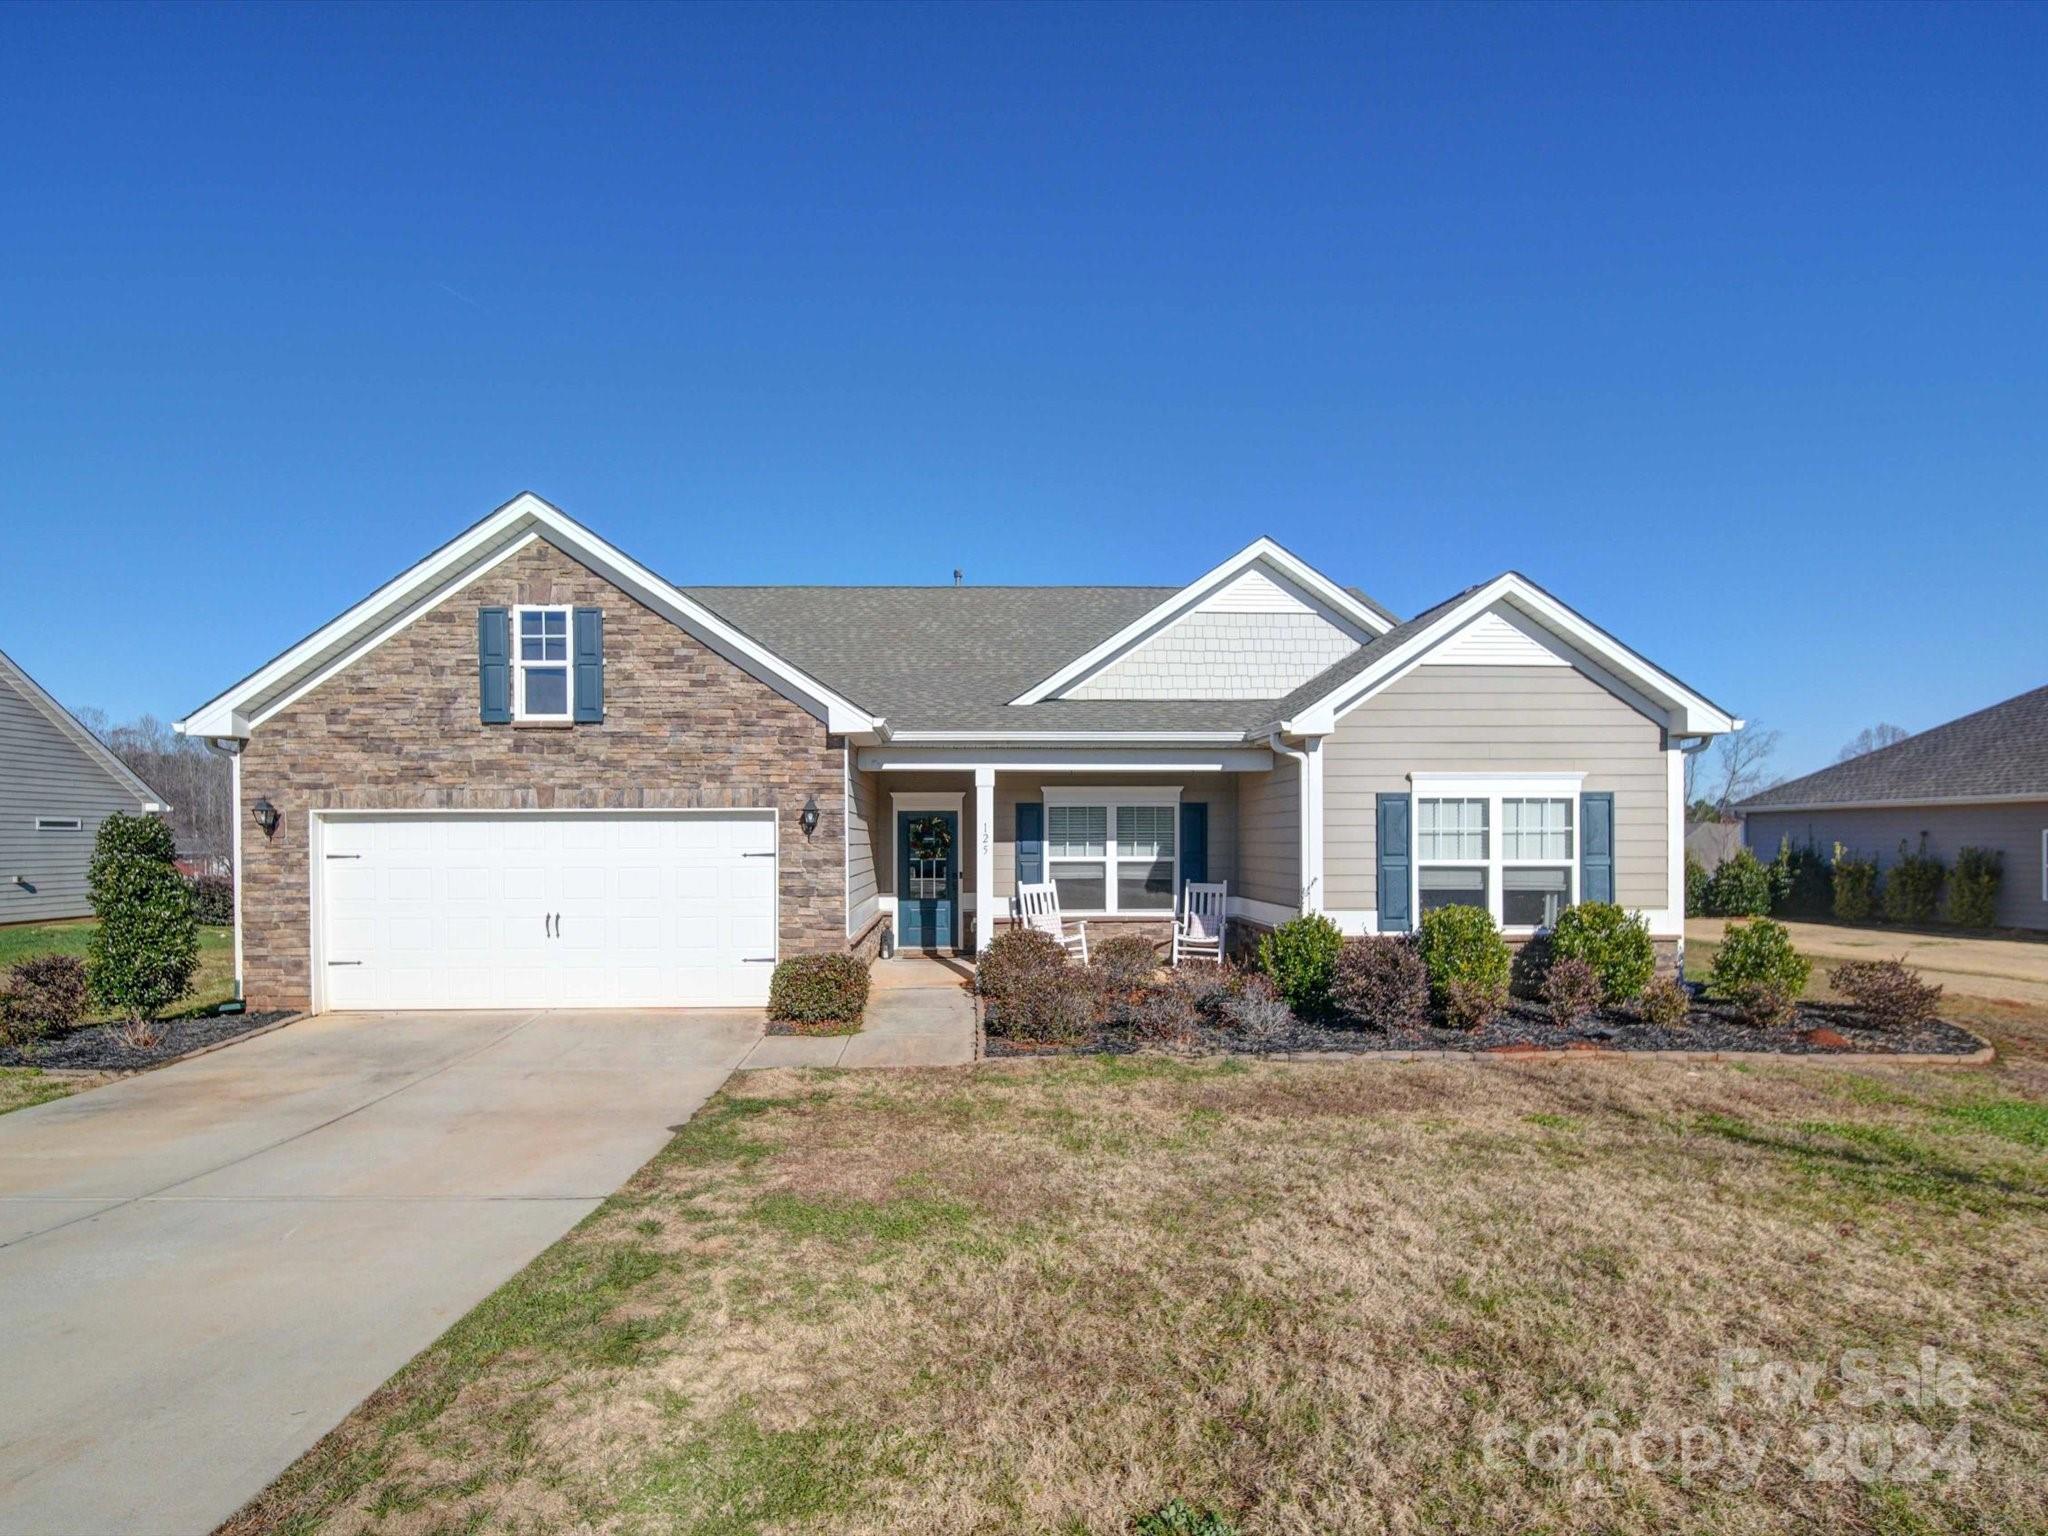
[848,742,1291,957]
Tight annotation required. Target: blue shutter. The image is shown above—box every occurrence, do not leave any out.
[478,607,511,724]
[1580,792,1614,905]
[572,607,604,723]
[1179,802,1208,888]
[1376,793,1411,932]
[1015,802,1043,887]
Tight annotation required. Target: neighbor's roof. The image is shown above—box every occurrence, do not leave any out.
[0,646,168,810]
[1737,685,2048,811]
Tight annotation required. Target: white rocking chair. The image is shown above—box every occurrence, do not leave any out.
[1172,881,1229,966]
[1017,881,1088,964]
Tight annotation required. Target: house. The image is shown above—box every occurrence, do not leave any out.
[1,647,168,923]
[175,493,1741,1013]
[1738,685,2048,931]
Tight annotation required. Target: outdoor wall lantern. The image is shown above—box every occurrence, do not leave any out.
[250,798,281,838]
[799,797,820,837]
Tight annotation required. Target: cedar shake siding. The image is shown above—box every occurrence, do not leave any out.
[1322,664,1672,916]
[238,539,848,1011]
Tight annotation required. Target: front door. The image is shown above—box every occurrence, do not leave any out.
[896,810,958,950]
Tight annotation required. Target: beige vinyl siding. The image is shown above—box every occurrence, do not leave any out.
[1745,802,2048,932]
[845,757,880,937]
[0,670,156,923]
[1323,664,1670,913]
[1235,756,1300,909]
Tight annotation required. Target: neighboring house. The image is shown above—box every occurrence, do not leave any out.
[175,493,1741,1013]
[1738,685,2048,931]
[1,647,167,924]
[1685,818,1743,872]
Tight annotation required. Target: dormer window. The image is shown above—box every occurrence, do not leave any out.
[514,606,571,722]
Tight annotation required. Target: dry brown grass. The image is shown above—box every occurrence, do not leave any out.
[225,1001,2048,1536]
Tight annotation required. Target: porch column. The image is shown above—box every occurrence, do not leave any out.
[974,767,996,952]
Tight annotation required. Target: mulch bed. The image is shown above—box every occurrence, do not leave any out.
[0,1011,295,1072]
[984,999,1984,1060]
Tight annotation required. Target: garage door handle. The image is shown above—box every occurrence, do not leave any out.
[743,956,775,963]
[325,854,361,860]
[742,851,775,858]
[327,960,363,967]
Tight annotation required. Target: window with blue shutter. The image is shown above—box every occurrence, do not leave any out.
[1377,793,1412,932]
[1579,791,1614,905]
[1015,802,1044,887]
[573,607,604,723]
[1179,802,1208,888]
[478,607,511,724]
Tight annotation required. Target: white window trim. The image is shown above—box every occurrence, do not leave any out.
[512,604,573,723]
[1041,785,1183,917]
[1409,773,1585,933]
[35,816,84,832]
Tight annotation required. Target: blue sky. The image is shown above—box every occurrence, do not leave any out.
[3,2,2043,780]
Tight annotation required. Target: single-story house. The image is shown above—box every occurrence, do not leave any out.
[175,493,1741,1013]
[1,646,168,923]
[1738,684,2048,931]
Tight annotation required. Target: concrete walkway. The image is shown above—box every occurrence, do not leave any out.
[1687,917,2048,1006]
[738,956,976,1070]
[0,1008,760,1536]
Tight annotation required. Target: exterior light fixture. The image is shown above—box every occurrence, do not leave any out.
[799,797,820,837]
[250,798,281,837]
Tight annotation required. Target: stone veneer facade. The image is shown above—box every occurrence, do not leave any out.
[238,539,851,1011]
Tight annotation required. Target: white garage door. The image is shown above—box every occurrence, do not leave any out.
[315,812,778,1011]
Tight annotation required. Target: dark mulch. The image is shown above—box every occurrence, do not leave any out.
[0,1011,295,1072]
[984,998,1983,1060]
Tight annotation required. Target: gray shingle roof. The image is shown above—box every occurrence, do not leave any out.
[1737,685,2048,810]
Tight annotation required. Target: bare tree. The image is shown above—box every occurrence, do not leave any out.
[72,706,232,866]
[1686,724,1782,817]
[1836,722,1909,762]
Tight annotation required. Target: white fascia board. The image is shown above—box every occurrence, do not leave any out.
[1007,537,1392,706]
[856,746,1275,773]
[884,730,1251,743]
[1281,576,1742,738]
[175,493,883,739]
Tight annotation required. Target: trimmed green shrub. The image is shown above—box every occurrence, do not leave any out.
[1708,918,1811,1027]
[1635,974,1691,1028]
[1,954,89,1046]
[974,926,1068,1005]
[1830,958,1942,1031]
[1769,839,1833,919]
[186,875,233,926]
[1704,848,1772,918]
[1684,855,1709,918]
[767,953,869,1031]
[1541,955,1603,1028]
[1947,846,2002,929]
[1831,845,1878,921]
[1090,933,1161,991]
[1417,905,1509,1023]
[86,812,198,1042]
[1881,840,1945,925]
[1256,912,1344,1018]
[1547,902,1656,1003]
[1330,936,1428,1031]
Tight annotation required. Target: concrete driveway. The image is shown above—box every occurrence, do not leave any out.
[0,1007,761,1536]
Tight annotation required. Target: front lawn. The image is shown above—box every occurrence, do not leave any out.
[0,918,235,1023]
[230,1003,2048,1535]
[0,1066,104,1115]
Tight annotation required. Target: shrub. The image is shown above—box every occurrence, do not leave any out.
[1547,902,1656,1003]
[1131,984,1201,1048]
[186,875,233,926]
[1684,855,1709,918]
[1831,845,1878,921]
[1,955,89,1046]
[1165,961,1238,1021]
[975,926,1068,1005]
[1091,933,1161,991]
[1770,839,1833,918]
[1635,974,1691,1028]
[1882,840,1945,925]
[1708,918,1811,1028]
[985,964,1095,1044]
[1541,955,1604,1028]
[1256,913,1344,1018]
[1831,959,1943,1031]
[767,953,869,1030]
[1417,905,1510,1013]
[1329,936,1428,1031]
[1442,976,1505,1030]
[1704,848,1772,917]
[86,812,198,1045]
[1220,972,1294,1050]
[1947,846,2003,929]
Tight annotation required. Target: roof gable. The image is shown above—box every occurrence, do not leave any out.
[0,647,166,809]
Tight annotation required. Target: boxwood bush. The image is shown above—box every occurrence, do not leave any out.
[1947,846,2002,929]
[1256,912,1344,1018]
[1546,901,1655,1003]
[1416,905,1509,1025]
[767,953,870,1031]
[1707,918,1810,1027]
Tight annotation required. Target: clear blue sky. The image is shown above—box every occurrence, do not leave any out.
[3,2,2043,780]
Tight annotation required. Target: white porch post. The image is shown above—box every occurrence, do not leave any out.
[974,766,996,952]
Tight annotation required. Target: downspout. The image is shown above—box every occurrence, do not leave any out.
[1267,731,1317,914]
[206,738,245,1003]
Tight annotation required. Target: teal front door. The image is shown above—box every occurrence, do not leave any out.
[897,810,958,950]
